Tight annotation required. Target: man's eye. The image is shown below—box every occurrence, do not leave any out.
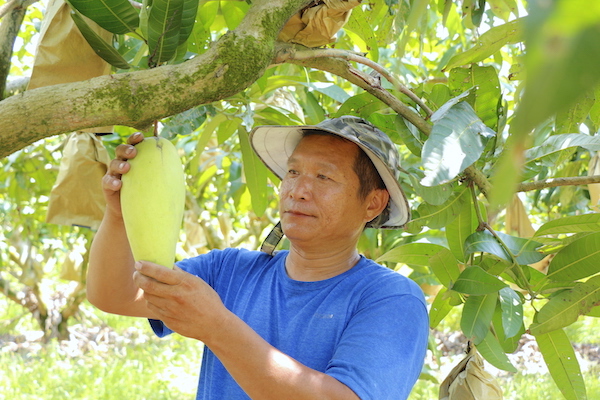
[317,174,328,180]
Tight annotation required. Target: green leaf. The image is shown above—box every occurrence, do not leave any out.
[497,231,545,265]
[477,332,518,372]
[221,0,249,30]
[408,174,454,206]
[376,242,448,266]
[345,5,379,62]
[498,286,523,338]
[427,83,452,112]
[464,231,512,262]
[67,0,140,34]
[452,266,507,295]
[530,276,600,335]
[407,186,468,231]
[512,2,600,135]
[335,92,386,118]
[587,306,600,318]
[429,287,454,329]
[487,0,519,21]
[444,17,524,71]
[147,0,184,66]
[238,128,268,217]
[493,302,525,353]
[445,196,478,261]
[421,101,495,186]
[395,116,424,157]
[555,91,596,134]
[178,0,200,45]
[525,133,600,163]
[299,90,326,125]
[464,230,544,265]
[448,65,502,130]
[188,0,218,55]
[429,247,461,288]
[590,85,600,128]
[69,10,131,69]
[535,213,600,237]
[546,231,600,282]
[535,329,587,400]
[461,293,497,344]
[216,118,240,144]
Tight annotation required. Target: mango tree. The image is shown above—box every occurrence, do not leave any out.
[1,0,600,398]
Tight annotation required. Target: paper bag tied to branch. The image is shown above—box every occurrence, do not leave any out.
[29,0,115,229]
[279,0,361,47]
[28,0,112,95]
[439,344,503,400]
[46,132,110,230]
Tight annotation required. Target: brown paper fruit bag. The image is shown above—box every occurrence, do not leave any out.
[439,343,503,400]
[46,132,110,230]
[279,0,361,48]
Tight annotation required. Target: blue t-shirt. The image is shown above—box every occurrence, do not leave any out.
[150,248,429,400]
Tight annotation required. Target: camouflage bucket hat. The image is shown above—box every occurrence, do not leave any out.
[250,115,411,230]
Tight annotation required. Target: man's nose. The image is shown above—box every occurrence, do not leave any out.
[287,175,312,200]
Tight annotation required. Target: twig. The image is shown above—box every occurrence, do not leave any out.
[517,175,600,192]
[277,47,434,117]
[469,184,534,296]
[482,221,535,297]
[469,183,485,230]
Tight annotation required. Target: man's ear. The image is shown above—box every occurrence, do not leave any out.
[365,189,390,223]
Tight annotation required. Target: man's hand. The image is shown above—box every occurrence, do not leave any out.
[132,261,227,341]
[101,132,144,218]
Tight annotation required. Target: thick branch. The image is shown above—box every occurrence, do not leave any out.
[0,0,310,159]
[517,175,600,192]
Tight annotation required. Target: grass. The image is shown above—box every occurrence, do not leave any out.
[1,301,599,399]
[0,305,202,400]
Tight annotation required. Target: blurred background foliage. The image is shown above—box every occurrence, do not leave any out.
[1,0,600,399]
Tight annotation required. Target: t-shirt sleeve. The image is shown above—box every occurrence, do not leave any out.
[325,286,429,400]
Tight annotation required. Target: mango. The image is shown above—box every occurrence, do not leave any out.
[121,137,185,268]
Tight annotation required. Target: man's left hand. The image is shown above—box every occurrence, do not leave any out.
[132,261,227,341]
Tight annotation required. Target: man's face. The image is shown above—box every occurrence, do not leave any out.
[279,134,384,249]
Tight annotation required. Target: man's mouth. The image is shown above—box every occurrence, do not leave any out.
[285,209,312,217]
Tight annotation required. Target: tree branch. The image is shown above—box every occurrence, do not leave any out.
[0,0,37,19]
[281,48,433,117]
[0,0,311,159]
[0,0,27,101]
[274,43,433,135]
[517,175,600,192]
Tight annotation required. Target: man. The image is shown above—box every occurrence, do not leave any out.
[88,115,429,400]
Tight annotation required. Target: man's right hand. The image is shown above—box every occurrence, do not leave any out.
[102,132,144,218]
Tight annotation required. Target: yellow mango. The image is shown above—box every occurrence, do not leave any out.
[121,137,185,268]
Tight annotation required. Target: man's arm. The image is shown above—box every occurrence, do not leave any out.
[87,132,158,319]
[134,261,360,400]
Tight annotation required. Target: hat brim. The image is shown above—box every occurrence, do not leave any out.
[249,125,410,229]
